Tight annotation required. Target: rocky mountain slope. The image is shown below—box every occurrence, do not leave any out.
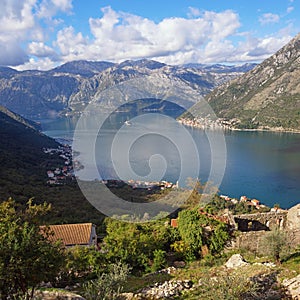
[189,33,300,131]
[0,60,254,119]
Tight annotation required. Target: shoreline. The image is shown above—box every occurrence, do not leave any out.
[178,118,300,134]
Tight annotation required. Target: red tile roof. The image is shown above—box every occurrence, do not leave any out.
[46,223,94,246]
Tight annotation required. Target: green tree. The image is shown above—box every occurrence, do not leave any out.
[177,207,229,260]
[102,218,172,272]
[209,222,230,254]
[260,228,288,263]
[59,246,105,285]
[0,198,64,300]
[177,208,204,259]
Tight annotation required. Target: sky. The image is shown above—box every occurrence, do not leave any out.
[1,0,299,70]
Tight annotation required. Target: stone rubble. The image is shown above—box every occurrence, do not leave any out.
[121,280,193,299]
[283,274,300,299]
[34,290,85,300]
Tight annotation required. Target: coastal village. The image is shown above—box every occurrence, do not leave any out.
[104,179,178,190]
[219,194,287,213]
[178,117,240,130]
[44,144,81,185]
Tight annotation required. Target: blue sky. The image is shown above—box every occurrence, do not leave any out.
[1,0,299,70]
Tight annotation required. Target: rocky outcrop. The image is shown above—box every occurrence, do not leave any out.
[120,280,193,299]
[225,254,249,268]
[287,204,300,231]
[283,274,300,299]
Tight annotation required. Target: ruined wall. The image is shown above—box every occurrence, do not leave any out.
[232,231,268,253]
[233,211,288,232]
[230,205,300,252]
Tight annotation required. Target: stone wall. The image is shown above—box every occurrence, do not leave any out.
[232,228,300,253]
[232,231,268,253]
[233,211,288,232]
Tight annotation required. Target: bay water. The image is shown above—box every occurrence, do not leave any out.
[41,114,300,209]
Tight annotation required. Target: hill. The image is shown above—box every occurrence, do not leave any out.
[0,106,104,224]
[0,60,254,119]
[189,33,300,131]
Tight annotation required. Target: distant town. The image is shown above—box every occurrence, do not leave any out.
[219,194,287,213]
[178,117,240,130]
[44,144,82,185]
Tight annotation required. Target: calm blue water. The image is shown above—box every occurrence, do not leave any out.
[41,115,300,209]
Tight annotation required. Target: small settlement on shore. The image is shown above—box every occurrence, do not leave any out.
[178,117,240,130]
[44,144,82,185]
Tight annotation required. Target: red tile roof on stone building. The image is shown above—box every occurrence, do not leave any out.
[45,223,95,246]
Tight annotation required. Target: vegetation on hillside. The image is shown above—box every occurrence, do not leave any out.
[0,108,105,225]
[188,33,300,131]
[0,199,64,300]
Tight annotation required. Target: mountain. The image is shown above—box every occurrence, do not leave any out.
[50,60,114,77]
[0,105,39,130]
[0,106,103,224]
[182,63,257,73]
[0,59,254,119]
[189,33,300,131]
[0,105,60,200]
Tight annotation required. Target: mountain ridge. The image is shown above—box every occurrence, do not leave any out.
[0,59,255,119]
[189,32,300,131]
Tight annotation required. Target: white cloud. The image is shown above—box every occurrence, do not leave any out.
[37,0,73,18]
[15,57,59,71]
[28,41,58,58]
[259,13,280,25]
[0,0,39,65]
[0,0,36,34]
[0,4,296,70]
[0,0,75,67]
[187,7,201,18]
[287,6,294,13]
[233,34,292,62]
[54,7,241,64]
[52,0,73,12]
[0,40,29,66]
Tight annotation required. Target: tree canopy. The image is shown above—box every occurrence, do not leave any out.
[0,198,64,300]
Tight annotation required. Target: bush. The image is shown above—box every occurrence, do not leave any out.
[57,246,105,286]
[189,270,258,300]
[176,207,230,260]
[259,229,289,263]
[102,218,173,272]
[151,249,167,272]
[82,262,131,300]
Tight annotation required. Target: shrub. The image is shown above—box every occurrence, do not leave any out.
[151,249,167,272]
[82,262,131,300]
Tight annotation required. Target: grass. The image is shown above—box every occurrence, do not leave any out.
[121,247,300,299]
[281,251,300,275]
[123,272,172,292]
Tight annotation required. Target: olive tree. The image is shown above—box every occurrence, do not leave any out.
[0,198,64,300]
